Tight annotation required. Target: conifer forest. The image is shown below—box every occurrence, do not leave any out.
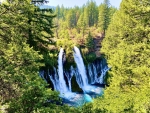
[0,0,150,113]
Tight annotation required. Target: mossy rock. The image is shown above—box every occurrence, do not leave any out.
[71,76,83,92]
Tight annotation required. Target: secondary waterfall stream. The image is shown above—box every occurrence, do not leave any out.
[73,46,88,91]
[49,48,75,99]
[58,48,69,94]
[40,46,110,106]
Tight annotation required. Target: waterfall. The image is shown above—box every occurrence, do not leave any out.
[73,46,88,91]
[39,70,45,80]
[73,46,110,93]
[97,59,110,84]
[64,66,74,92]
[49,67,60,91]
[58,48,69,93]
[49,48,69,95]
[46,47,109,93]
[73,46,98,93]
[43,47,109,93]
[39,47,110,106]
[48,48,76,99]
[87,59,110,84]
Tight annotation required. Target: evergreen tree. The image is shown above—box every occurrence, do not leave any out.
[74,6,80,26]
[85,31,94,52]
[0,0,62,112]
[66,9,76,29]
[28,8,55,52]
[55,5,61,19]
[98,0,110,35]
[83,0,98,27]
[88,0,98,27]
[77,13,86,37]
[92,0,150,112]
[28,1,56,67]
[83,5,89,27]
[60,5,65,20]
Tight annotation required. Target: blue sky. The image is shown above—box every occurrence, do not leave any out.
[48,0,122,8]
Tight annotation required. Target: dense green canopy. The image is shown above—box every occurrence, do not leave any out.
[92,0,150,112]
[1,0,150,112]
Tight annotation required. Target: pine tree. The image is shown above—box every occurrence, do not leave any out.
[0,0,61,112]
[28,1,56,67]
[66,9,76,29]
[83,0,98,27]
[27,7,56,53]
[55,5,61,19]
[0,0,41,103]
[98,0,110,35]
[87,0,98,27]
[77,13,86,37]
[85,31,95,52]
[92,0,150,112]
[83,5,89,27]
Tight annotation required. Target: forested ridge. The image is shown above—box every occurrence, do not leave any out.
[53,0,116,65]
[0,0,150,113]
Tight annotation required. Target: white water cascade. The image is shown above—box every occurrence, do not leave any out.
[49,48,76,99]
[49,48,69,96]
[58,48,69,94]
[87,58,110,84]
[73,46,88,88]
[64,66,74,92]
[73,46,96,93]
[40,47,110,106]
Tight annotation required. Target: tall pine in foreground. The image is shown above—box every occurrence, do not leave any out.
[0,0,77,112]
[28,0,57,67]
[91,0,150,112]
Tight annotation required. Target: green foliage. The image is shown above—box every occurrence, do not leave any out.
[85,0,98,27]
[98,0,110,34]
[2,0,147,112]
[57,37,75,63]
[27,5,57,67]
[0,0,69,112]
[91,0,150,112]
[81,103,94,113]
[77,13,86,35]
[43,52,58,68]
[51,1,117,72]
[8,79,59,113]
[83,52,96,65]
[66,9,76,29]
[28,8,55,51]
[85,32,94,51]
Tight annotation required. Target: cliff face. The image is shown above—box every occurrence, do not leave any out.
[93,33,104,57]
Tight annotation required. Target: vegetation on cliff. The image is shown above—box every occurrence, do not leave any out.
[0,0,150,112]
